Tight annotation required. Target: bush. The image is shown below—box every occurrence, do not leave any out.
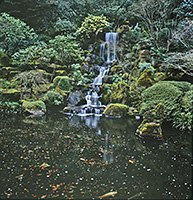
[44,90,63,106]
[49,35,85,65]
[140,81,192,131]
[12,42,58,66]
[78,14,110,41]
[0,13,38,54]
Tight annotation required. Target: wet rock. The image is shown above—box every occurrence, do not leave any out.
[136,103,164,138]
[102,75,113,84]
[81,62,89,73]
[22,100,46,116]
[67,90,86,106]
[103,103,129,117]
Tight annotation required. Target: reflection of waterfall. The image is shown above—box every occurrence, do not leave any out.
[103,134,114,164]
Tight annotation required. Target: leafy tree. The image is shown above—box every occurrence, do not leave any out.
[0,12,38,54]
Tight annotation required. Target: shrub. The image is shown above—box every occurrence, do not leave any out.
[12,42,58,66]
[53,76,72,91]
[44,90,63,106]
[140,81,192,131]
[49,35,85,65]
[0,13,38,54]
[78,14,110,41]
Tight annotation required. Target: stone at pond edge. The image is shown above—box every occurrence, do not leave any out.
[67,90,86,106]
[136,103,164,138]
[22,100,46,116]
[103,103,129,117]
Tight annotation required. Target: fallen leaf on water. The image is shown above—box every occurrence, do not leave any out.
[129,160,135,164]
[53,187,57,191]
[41,195,47,199]
[99,191,117,198]
[40,162,50,168]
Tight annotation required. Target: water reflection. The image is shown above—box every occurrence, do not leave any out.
[0,114,192,199]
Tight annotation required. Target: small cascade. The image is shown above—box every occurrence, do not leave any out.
[65,32,118,116]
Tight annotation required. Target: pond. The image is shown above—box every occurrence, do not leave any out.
[0,112,192,199]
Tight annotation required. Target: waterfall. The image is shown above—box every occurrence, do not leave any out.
[100,32,118,64]
[68,32,118,116]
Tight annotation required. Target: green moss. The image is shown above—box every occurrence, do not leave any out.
[53,76,72,91]
[0,52,10,67]
[140,81,182,115]
[110,81,130,104]
[0,88,20,101]
[22,100,46,112]
[103,103,129,117]
[136,121,162,137]
[136,69,155,88]
[55,70,67,76]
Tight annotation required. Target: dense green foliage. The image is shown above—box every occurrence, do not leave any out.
[0,13,38,55]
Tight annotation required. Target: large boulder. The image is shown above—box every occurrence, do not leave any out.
[103,103,129,117]
[67,90,85,106]
[136,69,155,88]
[22,100,46,116]
[136,103,164,138]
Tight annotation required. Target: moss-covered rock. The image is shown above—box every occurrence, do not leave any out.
[0,52,10,67]
[136,103,164,138]
[110,81,130,104]
[136,69,155,88]
[103,103,129,117]
[22,100,46,114]
[154,72,167,82]
[0,88,21,101]
[53,76,72,91]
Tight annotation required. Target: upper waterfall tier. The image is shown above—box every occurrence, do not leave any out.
[100,32,118,64]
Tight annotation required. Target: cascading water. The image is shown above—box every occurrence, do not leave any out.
[79,32,118,116]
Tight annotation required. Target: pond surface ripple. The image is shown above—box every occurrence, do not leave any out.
[0,113,192,199]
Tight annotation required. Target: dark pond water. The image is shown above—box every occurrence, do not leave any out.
[0,112,192,199]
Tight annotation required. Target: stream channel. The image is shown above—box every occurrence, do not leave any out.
[0,113,192,199]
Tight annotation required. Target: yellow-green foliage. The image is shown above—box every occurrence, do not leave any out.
[53,76,72,91]
[103,103,129,116]
[78,15,110,40]
[110,81,130,104]
[22,100,46,112]
[136,69,155,88]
